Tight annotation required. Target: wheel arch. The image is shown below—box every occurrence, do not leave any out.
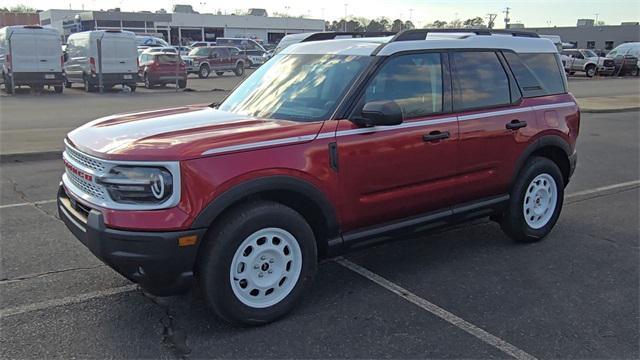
[191,175,340,258]
[511,135,572,189]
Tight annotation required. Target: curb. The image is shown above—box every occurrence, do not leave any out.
[580,107,640,114]
[0,151,62,164]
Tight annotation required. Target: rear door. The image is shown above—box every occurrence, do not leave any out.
[336,52,459,231]
[100,33,137,74]
[35,32,61,72]
[453,50,535,203]
[9,31,38,73]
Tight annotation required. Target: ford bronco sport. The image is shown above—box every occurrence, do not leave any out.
[58,29,579,325]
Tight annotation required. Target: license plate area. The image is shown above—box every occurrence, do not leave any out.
[123,74,133,79]
[45,74,55,79]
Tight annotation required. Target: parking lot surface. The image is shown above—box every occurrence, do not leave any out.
[1,110,638,359]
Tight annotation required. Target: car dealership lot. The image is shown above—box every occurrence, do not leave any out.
[0,108,637,358]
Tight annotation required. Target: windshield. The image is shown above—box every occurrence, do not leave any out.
[189,47,208,56]
[218,54,372,122]
[583,50,597,58]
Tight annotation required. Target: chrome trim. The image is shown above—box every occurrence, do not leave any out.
[59,205,87,233]
[62,139,181,211]
[458,107,531,121]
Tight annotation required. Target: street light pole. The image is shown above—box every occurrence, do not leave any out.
[343,4,347,32]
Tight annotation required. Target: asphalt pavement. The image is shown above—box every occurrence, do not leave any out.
[0,111,638,359]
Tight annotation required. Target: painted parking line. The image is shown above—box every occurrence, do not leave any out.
[0,284,138,318]
[0,199,56,209]
[1,180,637,211]
[336,258,537,360]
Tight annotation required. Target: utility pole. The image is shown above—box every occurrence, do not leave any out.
[594,13,600,25]
[503,7,510,29]
[409,8,413,22]
[487,13,497,29]
[343,4,348,32]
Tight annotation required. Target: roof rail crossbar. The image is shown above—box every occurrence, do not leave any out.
[302,31,396,42]
[389,28,540,42]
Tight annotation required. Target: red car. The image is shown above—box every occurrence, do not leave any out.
[58,29,579,325]
[138,51,187,88]
[183,46,247,78]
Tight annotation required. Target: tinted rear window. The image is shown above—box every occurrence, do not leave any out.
[518,53,566,96]
[157,54,179,64]
[452,51,511,110]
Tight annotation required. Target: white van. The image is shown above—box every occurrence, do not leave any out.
[0,25,64,93]
[64,30,138,92]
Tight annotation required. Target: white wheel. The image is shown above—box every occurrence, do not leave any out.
[229,227,302,309]
[523,173,557,229]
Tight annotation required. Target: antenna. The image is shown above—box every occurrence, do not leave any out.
[503,7,511,29]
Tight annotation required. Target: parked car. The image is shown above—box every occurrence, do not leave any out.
[64,30,138,92]
[183,46,246,78]
[242,49,268,67]
[58,29,579,325]
[216,37,266,51]
[142,46,177,54]
[561,49,615,77]
[190,41,216,48]
[136,35,169,47]
[138,51,187,89]
[607,42,640,76]
[175,46,192,56]
[0,25,65,93]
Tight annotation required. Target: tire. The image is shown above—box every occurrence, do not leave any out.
[631,67,639,77]
[247,60,253,68]
[54,85,63,93]
[198,65,210,79]
[585,65,596,77]
[216,71,224,76]
[569,71,575,75]
[234,62,244,76]
[197,200,317,325]
[144,74,153,89]
[64,80,72,88]
[178,79,187,89]
[501,156,564,243]
[83,76,94,92]
[3,75,13,94]
[129,85,136,92]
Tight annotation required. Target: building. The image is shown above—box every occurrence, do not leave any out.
[525,20,640,51]
[0,11,40,27]
[38,8,325,45]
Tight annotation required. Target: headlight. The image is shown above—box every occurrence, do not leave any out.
[98,166,173,204]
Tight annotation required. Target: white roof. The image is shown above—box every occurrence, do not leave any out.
[282,33,558,56]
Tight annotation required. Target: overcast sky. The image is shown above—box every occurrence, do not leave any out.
[6,0,640,28]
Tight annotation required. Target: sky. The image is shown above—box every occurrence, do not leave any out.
[5,0,640,28]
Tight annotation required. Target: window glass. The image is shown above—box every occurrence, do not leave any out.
[583,50,597,58]
[519,53,565,95]
[452,51,510,110]
[157,54,179,64]
[219,54,371,122]
[188,47,208,56]
[363,53,443,119]
[502,52,544,97]
[218,48,230,57]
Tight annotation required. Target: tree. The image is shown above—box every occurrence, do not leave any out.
[427,20,448,28]
[449,18,463,28]
[366,19,386,32]
[463,17,484,28]
[378,18,391,31]
[404,20,415,30]
[1,4,36,12]
[391,19,404,32]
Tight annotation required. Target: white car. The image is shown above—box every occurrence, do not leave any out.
[65,30,139,92]
[560,49,616,77]
[0,25,65,93]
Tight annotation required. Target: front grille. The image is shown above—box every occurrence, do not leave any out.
[65,144,106,173]
[603,59,614,66]
[66,169,106,199]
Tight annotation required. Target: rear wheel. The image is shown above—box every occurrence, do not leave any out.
[197,201,317,325]
[83,76,94,92]
[64,79,72,88]
[501,157,564,243]
[234,62,244,76]
[3,75,13,94]
[129,84,136,92]
[199,65,210,79]
[178,79,187,89]
[54,85,63,93]
[144,74,153,89]
[631,67,639,77]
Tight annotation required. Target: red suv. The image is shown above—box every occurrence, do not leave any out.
[138,52,187,88]
[184,46,246,78]
[58,29,579,325]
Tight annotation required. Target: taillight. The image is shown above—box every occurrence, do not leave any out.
[89,57,96,74]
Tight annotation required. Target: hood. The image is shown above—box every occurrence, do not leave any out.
[66,105,324,161]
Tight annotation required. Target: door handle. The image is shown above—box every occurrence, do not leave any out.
[423,131,450,142]
[40,59,47,62]
[506,119,527,130]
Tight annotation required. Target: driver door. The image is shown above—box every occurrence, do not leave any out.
[335,52,459,231]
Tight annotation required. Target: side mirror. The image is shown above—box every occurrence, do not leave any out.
[352,100,403,127]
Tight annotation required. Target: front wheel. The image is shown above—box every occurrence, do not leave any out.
[197,201,317,325]
[500,157,564,243]
[234,62,244,76]
[144,74,153,89]
[198,65,210,79]
[585,65,596,77]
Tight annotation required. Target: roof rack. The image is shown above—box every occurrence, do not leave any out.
[390,28,540,42]
[301,31,396,42]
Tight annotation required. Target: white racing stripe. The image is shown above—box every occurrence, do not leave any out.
[0,285,138,318]
[0,199,56,209]
[336,258,537,360]
[566,180,640,199]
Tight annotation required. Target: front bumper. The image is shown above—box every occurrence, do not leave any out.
[597,66,615,75]
[87,73,138,87]
[9,71,64,86]
[57,185,206,295]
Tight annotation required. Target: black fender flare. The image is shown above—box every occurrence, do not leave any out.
[510,135,572,188]
[190,175,340,238]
